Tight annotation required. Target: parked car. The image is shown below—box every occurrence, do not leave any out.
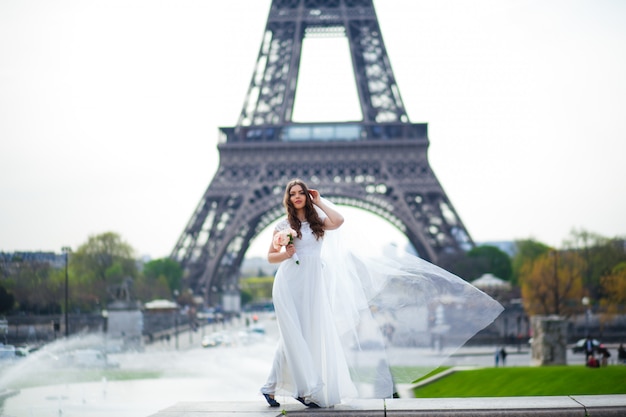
[572,338,600,354]
[248,324,266,334]
[201,332,232,348]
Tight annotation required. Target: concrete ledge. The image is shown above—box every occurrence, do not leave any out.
[148,395,626,417]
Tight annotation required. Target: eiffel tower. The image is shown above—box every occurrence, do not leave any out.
[171,0,473,305]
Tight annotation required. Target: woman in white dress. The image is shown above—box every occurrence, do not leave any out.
[261,179,353,408]
[261,179,503,408]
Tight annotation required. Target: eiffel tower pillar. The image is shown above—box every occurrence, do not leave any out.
[172,0,474,305]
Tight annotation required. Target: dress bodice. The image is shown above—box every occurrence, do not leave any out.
[276,220,322,258]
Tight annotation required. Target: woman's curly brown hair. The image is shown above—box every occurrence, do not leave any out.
[283,179,325,240]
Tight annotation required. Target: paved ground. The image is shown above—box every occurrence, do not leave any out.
[1,314,623,417]
[149,395,626,417]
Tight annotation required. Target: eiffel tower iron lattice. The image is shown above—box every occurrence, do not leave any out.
[171,0,474,305]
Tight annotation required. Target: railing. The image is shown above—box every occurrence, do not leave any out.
[218,122,428,144]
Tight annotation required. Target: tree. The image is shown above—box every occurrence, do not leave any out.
[71,232,138,311]
[240,289,253,306]
[143,258,182,295]
[4,259,62,314]
[73,232,136,281]
[519,250,585,317]
[467,245,513,280]
[563,229,626,300]
[133,274,172,302]
[599,262,626,316]
[0,285,15,314]
[512,239,551,286]
[439,245,512,282]
[240,276,275,302]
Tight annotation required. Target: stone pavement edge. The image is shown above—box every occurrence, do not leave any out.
[148,395,626,417]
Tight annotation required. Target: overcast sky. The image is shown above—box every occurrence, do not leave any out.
[1,0,625,260]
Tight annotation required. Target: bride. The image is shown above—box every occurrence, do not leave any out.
[260,179,503,408]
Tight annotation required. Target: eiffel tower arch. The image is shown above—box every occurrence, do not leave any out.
[171,0,474,305]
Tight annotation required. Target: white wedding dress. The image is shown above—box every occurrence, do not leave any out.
[261,219,357,407]
[261,213,503,407]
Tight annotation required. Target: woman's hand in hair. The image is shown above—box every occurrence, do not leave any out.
[309,189,320,206]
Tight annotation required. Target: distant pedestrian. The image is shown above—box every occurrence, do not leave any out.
[583,336,595,362]
[587,354,600,368]
[618,344,626,364]
[499,347,508,366]
[598,344,611,366]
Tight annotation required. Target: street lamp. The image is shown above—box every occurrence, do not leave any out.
[61,246,71,338]
[582,296,591,337]
[102,309,108,359]
[173,289,179,350]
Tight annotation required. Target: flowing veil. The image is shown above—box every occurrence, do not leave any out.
[316,197,504,398]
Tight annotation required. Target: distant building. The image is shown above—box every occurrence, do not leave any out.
[1,251,66,273]
[471,273,512,291]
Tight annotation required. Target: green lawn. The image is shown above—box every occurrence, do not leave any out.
[412,366,626,397]
[8,363,626,398]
